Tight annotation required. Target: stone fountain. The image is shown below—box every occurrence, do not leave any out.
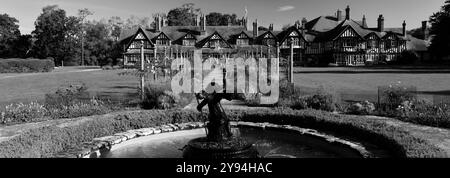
[182,82,259,159]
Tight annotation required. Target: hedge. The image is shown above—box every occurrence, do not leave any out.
[0,108,445,158]
[0,58,55,73]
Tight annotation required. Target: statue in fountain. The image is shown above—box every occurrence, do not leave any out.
[196,82,233,142]
[183,81,259,159]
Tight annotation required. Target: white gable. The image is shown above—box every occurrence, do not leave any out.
[340,28,357,37]
[211,34,221,40]
[289,31,298,37]
[135,32,145,40]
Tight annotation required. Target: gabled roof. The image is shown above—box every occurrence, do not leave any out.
[195,31,233,48]
[305,16,341,33]
[119,25,248,47]
[314,20,364,41]
[275,26,306,43]
[123,27,154,49]
[310,19,407,42]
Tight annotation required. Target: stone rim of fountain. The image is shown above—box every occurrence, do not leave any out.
[54,121,372,158]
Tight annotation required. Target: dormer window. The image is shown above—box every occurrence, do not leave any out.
[182,33,196,46]
[203,33,230,49]
[155,33,170,46]
[127,31,152,49]
[236,33,250,46]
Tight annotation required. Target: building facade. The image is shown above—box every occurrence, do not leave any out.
[119,6,426,67]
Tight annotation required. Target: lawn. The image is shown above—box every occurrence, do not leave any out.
[0,66,140,108]
[293,67,450,104]
[2,66,450,108]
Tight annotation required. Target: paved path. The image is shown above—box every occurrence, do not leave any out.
[0,68,102,80]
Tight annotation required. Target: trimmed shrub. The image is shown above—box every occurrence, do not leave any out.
[0,58,55,73]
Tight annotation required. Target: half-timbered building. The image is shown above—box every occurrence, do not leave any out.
[119,5,428,67]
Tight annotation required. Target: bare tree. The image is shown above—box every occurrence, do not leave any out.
[78,8,94,66]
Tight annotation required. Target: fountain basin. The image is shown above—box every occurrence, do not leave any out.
[97,122,377,158]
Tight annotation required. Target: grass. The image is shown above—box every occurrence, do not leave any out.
[293,67,450,104]
[0,67,140,108]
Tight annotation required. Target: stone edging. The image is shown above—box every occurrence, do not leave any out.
[54,121,371,158]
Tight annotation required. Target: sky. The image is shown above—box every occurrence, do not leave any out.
[0,0,444,34]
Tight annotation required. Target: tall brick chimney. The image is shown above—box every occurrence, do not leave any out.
[337,9,342,21]
[377,15,384,32]
[201,14,206,35]
[402,20,407,37]
[253,19,258,38]
[362,15,367,28]
[269,24,273,31]
[302,18,307,36]
[155,14,161,32]
[345,5,350,20]
[422,21,427,40]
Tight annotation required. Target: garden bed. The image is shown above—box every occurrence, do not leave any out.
[0,108,446,158]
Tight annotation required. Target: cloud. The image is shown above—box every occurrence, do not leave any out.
[277,5,295,12]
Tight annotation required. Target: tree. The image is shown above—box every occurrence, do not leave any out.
[429,0,450,59]
[258,26,269,31]
[167,3,200,26]
[84,20,122,66]
[11,35,33,58]
[32,5,80,66]
[124,15,151,29]
[107,16,124,41]
[78,8,93,66]
[206,12,240,26]
[408,28,424,39]
[0,13,21,57]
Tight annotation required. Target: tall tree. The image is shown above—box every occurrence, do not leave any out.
[167,3,200,26]
[11,35,33,58]
[429,0,450,59]
[124,15,151,29]
[206,12,240,26]
[32,5,80,66]
[0,13,21,57]
[107,16,124,41]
